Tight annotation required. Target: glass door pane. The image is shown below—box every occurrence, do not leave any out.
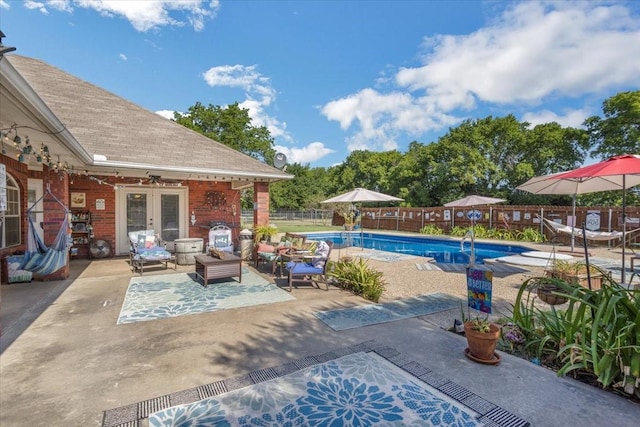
[160,194,180,242]
[126,192,149,234]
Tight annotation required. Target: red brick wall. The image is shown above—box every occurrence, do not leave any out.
[41,171,69,280]
[67,176,243,251]
[253,182,270,227]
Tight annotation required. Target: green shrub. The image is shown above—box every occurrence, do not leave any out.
[515,227,546,243]
[511,274,640,398]
[328,258,386,302]
[419,224,444,235]
[450,226,468,237]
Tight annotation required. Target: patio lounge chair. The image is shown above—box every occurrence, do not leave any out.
[286,240,333,291]
[128,230,176,275]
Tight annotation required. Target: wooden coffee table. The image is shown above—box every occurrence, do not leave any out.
[194,254,242,287]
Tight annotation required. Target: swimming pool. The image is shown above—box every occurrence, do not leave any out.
[301,232,530,264]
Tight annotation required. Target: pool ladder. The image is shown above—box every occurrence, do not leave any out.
[460,230,476,265]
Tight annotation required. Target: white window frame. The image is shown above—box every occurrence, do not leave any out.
[1,173,21,248]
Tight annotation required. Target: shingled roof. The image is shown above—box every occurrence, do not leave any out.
[6,55,291,184]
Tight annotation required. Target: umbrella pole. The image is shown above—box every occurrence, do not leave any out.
[622,176,627,284]
[571,194,576,253]
[582,225,591,290]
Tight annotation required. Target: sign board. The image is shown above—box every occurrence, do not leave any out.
[467,209,482,221]
[96,199,106,210]
[467,266,493,314]
[586,210,601,231]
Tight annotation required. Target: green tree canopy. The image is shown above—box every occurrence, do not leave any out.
[174,102,276,164]
[585,90,640,160]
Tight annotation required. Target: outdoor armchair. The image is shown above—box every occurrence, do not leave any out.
[286,240,333,291]
[128,230,176,275]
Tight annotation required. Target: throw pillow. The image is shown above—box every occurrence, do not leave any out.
[144,235,156,249]
[257,243,276,253]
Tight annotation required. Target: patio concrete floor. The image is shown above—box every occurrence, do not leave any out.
[1,256,639,426]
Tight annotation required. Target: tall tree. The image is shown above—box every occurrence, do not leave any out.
[268,163,330,209]
[585,90,640,160]
[326,150,403,197]
[174,102,276,164]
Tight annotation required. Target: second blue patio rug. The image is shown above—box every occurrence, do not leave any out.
[149,351,484,426]
[315,292,462,331]
[118,270,294,324]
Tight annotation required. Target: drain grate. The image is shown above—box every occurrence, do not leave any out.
[197,381,227,399]
[249,368,279,383]
[137,395,171,418]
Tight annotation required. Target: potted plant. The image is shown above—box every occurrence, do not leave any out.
[545,260,605,290]
[533,276,570,305]
[253,223,278,243]
[463,315,501,364]
[339,209,356,231]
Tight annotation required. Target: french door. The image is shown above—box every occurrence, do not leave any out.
[116,187,188,255]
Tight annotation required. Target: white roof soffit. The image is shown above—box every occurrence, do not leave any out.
[89,159,293,181]
[0,56,93,165]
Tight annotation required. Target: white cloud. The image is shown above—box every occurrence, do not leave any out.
[274,142,335,165]
[25,1,49,14]
[203,64,290,141]
[0,0,9,10]
[155,110,176,120]
[32,0,219,31]
[322,1,640,154]
[522,108,590,129]
[119,53,127,61]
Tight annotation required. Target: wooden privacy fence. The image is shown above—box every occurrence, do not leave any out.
[333,205,640,247]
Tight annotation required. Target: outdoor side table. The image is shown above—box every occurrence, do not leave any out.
[194,254,242,287]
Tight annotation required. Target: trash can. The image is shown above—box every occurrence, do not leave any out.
[174,238,204,265]
[239,229,254,261]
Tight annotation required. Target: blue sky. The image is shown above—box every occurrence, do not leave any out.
[1,1,639,167]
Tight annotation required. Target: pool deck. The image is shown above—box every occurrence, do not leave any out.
[1,240,639,426]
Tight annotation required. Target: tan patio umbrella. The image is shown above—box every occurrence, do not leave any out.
[517,169,640,253]
[444,195,506,266]
[321,188,403,250]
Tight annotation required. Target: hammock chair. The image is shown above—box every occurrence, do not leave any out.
[540,216,640,243]
[21,186,71,276]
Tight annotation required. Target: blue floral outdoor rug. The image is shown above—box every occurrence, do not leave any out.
[102,340,529,427]
[117,270,294,324]
[315,292,463,331]
[149,351,483,426]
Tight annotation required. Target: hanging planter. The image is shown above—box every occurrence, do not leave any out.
[536,285,568,305]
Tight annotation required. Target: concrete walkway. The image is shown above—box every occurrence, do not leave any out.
[1,257,639,426]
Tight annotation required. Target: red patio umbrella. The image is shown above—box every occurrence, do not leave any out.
[553,154,640,283]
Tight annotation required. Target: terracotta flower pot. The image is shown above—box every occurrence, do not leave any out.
[464,322,500,361]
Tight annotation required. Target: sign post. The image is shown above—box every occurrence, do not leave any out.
[466,266,493,314]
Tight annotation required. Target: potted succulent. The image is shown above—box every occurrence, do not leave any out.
[463,316,501,364]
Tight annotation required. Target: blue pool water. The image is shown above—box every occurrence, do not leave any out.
[302,232,530,264]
